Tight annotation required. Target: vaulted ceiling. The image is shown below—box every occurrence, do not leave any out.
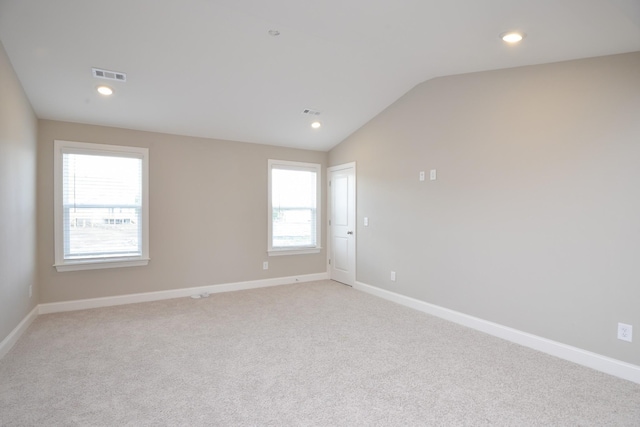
[1,0,639,151]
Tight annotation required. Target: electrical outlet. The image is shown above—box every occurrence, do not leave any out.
[419,171,425,181]
[618,323,633,342]
[263,261,269,270]
[390,271,396,282]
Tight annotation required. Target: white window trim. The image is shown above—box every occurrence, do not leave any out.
[268,159,322,256]
[53,140,150,272]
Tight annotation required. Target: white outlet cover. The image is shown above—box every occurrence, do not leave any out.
[419,171,425,181]
[391,271,396,281]
[430,169,437,180]
[618,323,633,342]
[263,261,269,270]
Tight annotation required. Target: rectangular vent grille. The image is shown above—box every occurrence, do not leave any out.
[92,67,127,82]
[302,108,321,116]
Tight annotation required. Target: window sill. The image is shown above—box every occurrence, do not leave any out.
[54,257,150,272]
[268,248,321,257]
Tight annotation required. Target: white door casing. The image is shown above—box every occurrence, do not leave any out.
[328,163,356,286]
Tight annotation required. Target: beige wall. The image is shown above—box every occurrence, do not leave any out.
[37,120,327,303]
[0,41,38,342]
[329,52,640,366]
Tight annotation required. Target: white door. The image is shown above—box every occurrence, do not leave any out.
[329,163,356,286]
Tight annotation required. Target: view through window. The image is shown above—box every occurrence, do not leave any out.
[62,153,142,259]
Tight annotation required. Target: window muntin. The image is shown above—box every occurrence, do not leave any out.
[54,140,149,271]
[268,160,321,255]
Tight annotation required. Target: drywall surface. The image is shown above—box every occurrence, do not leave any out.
[0,40,38,342]
[37,120,327,303]
[329,52,640,366]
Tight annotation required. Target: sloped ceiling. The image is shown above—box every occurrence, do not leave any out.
[1,0,639,151]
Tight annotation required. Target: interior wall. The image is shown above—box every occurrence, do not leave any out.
[37,120,328,303]
[0,40,38,342]
[329,52,640,366]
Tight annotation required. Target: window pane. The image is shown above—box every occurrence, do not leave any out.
[62,153,142,259]
[272,168,317,248]
[65,207,141,258]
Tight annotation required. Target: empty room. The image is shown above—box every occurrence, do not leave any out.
[1,0,640,425]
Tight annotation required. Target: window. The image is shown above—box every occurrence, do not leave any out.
[54,140,149,271]
[268,160,321,256]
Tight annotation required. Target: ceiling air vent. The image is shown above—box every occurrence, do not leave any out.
[302,108,321,116]
[92,67,127,82]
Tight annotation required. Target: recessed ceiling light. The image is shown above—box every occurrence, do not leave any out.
[96,85,113,96]
[500,31,526,43]
[311,121,321,129]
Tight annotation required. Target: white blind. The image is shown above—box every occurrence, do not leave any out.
[271,167,317,248]
[62,152,143,260]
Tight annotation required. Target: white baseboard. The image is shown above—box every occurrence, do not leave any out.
[39,272,329,314]
[0,305,39,359]
[354,281,640,385]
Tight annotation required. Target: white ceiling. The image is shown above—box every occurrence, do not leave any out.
[1,0,639,151]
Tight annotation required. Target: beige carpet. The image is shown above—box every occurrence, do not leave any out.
[1,280,639,426]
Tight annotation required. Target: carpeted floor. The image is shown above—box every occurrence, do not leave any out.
[1,280,639,426]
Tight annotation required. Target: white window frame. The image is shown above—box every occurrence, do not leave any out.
[268,159,322,256]
[53,140,150,272]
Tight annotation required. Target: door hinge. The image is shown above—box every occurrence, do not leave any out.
[329,258,331,265]
[329,220,331,226]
